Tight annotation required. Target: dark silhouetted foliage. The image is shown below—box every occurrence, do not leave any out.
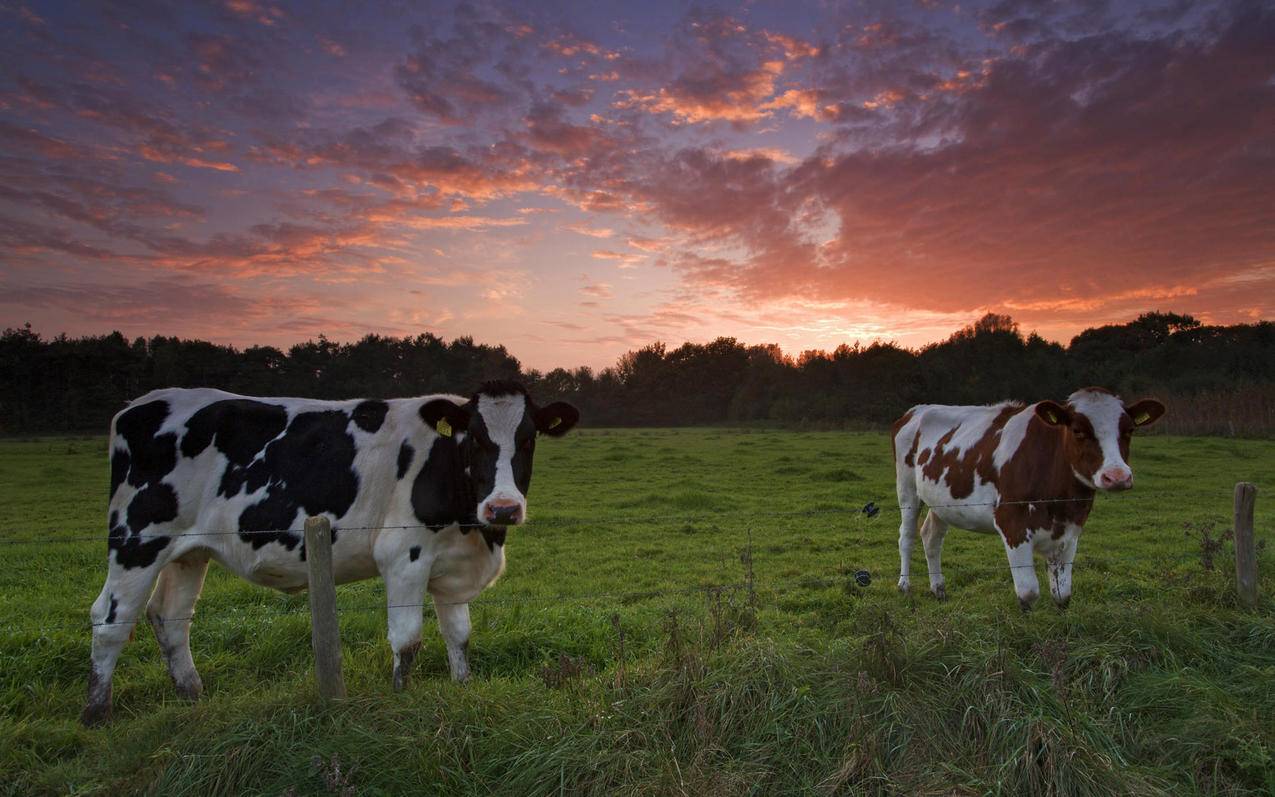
[1,313,1271,435]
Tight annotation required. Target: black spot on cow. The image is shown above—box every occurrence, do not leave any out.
[127,483,178,533]
[397,441,414,480]
[105,594,118,625]
[480,527,506,551]
[233,410,361,555]
[181,399,288,470]
[108,510,171,570]
[351,400,389,433]
[411,437,471,531]
[109,401,178,569]
[476,380,527,398]
[109,449,129,498]
[116,400,177,487]
[409,545,421,561]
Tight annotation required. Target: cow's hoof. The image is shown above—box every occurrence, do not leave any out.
[897,580,910,595]
[173,677,203,701]
[80,702,111,727]
[1018,596,1038,613]
[931,584,947,601]
[1054,597,1071,611]
[392,642,419,692]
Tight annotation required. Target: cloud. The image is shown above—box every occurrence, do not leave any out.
[563,223,614,238]
[580,282,613,299]
[396,215,527,230]
[0,276,337,340]
[626,3,1275,327]
[591,249,643,268]
[394,7,529,124]
[612,12,800,125]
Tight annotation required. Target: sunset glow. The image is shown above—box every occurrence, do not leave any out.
[2,0,1272,370]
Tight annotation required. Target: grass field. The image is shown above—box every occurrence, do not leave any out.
[1,429,1273,795]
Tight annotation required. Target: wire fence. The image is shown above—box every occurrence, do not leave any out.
[0,494,1139,547]
[0,488,1258,635]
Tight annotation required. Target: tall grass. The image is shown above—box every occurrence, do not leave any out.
[1151,384,1275,438]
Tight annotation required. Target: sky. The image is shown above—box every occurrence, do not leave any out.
[1,0,1272,371]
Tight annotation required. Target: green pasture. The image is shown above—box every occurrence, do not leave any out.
[1,430,1272,795]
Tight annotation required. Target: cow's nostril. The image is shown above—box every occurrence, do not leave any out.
[488,504,520,523]
[1100,470,1132,489]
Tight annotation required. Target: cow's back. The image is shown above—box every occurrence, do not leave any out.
[893,401,1031,532]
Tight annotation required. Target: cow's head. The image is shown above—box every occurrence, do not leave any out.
[419,381,578,526]
[1035,388,1165,492]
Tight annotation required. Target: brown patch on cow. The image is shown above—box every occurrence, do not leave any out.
[904,430,922,467]
[917,448,931,465]
[921,405,1019,499]
[890,410,915,463]
[995,414,1094,546]
[921,426,957,483]
[1065,413,1104,484]
[1117,413,1133,461]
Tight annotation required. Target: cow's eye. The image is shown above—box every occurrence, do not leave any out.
[1073,429,1088,440]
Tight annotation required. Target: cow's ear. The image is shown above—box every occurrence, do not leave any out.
[534,402,579,437]
[1124,399,1165,427]
[1035,400,1071,426]
[420,399,471,438]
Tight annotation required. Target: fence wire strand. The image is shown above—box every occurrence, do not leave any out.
[0,488,1255,635]
[4,547,1230,633]
[0,492,1146,547]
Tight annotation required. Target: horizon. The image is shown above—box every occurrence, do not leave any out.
[2,1,1272,372]
[3,307,1235,374]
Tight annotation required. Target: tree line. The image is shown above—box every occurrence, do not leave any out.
[1,312,1271,436]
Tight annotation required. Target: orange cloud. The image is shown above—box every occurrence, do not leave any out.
[616,59,786,124]
[139,145,240,172]
[591,249,644,268]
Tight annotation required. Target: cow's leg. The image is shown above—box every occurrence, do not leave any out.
[1002,537,1040,611]
[896,495,921,595]
[433,598,471,682]
[920,510,949,600]
[83,559,164,726]
[385,566,427,692]
[1047,528,1081,609]
[146,554,210,700]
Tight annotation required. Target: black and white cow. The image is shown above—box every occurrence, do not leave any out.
[83,381,578,725]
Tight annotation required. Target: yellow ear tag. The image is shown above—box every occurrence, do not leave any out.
[436,418,453,437]
[1045,410,1058,424]
[1133,411,1150,425]
[548,417,562,430]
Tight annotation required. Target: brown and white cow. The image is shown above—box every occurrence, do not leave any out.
[891,388,1165,609]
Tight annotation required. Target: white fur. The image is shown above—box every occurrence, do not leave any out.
[474,394,530,522]
[1067,389,1132,487]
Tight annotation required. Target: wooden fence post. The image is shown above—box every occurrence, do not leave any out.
[1233,483,1258,609]
[305,515,347,700]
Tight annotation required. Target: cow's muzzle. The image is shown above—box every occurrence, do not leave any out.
[482,500,523,526]
[1098,468,1133,491]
